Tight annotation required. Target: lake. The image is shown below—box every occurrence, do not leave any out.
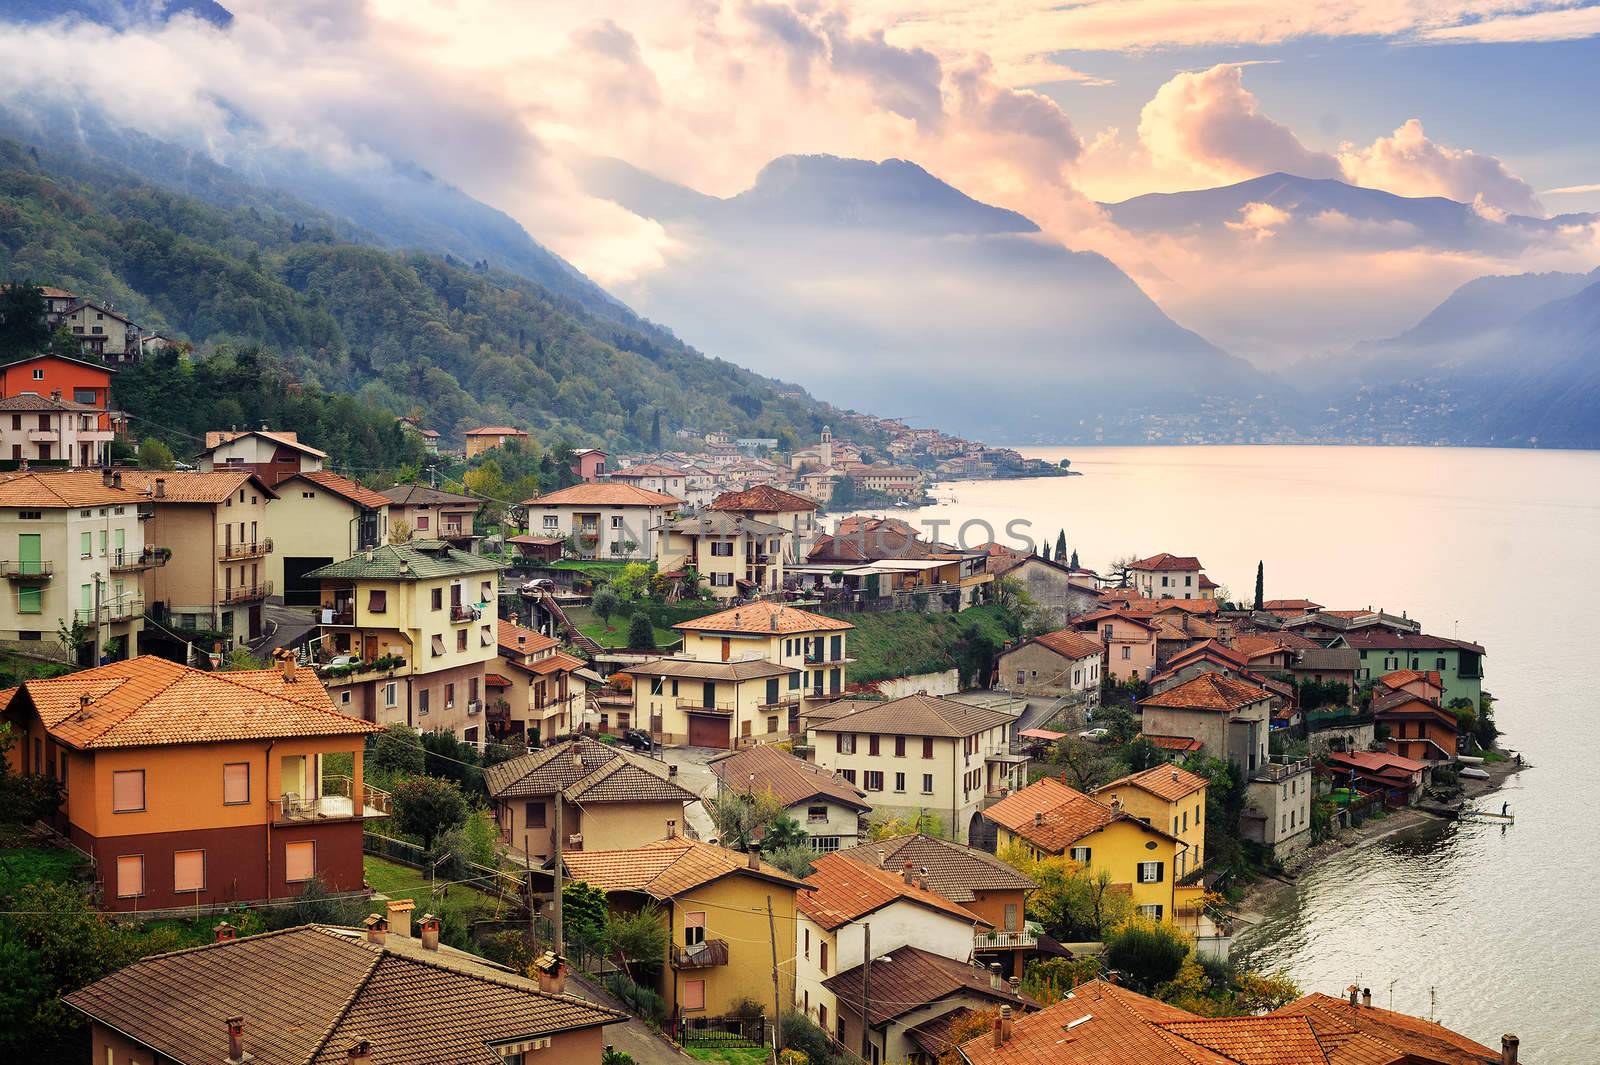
[887,445,1599,1061]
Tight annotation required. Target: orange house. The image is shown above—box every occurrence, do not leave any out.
[1073,608,1159,681]
[0,352,115,410]
[1373,690,1459,763]
[1,655,382,912]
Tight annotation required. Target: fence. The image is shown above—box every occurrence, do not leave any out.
[675,1016,769,1051]
[361,831,527,904]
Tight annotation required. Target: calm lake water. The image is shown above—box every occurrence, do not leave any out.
[888,445,1598,1061]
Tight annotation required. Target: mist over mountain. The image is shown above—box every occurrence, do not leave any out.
[3,0,232,29]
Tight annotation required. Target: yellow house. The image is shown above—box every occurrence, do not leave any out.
[983,777,1204,926]
[266,471,390,606]
[625,656,800,749]
[1092,764,1209,877]
[673,601,854,700]
[654,512,788,600]
[562,837,806,1022]
[304,540,500,744]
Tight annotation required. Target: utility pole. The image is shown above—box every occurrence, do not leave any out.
[92,574,103,666]
[860,922,872,1060]
[523,834,535,954]
[765,895,781,1065]
[553,795,564,957]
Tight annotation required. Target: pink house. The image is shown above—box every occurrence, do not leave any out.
[570,448,607,483]
[1073,608,1159,681]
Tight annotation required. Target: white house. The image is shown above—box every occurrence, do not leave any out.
[520,482,680,561]
[707,745,870,853]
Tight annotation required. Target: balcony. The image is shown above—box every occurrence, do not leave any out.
[678,699,734,714]
[975,922,1040,951]
[26,429,59,443]
[218,538,273,561]
[1,560,53,581]
[221,580,273,605]
[466,700,483,716]
[324,605,356,626]
[75,598,144,625]
[271,777,390,823]
[1251,757,1311,783]
[110,547,169,572]
[670,938,730,970]
[450,604,482,623]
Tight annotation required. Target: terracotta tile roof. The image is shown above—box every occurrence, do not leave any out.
[1129,552,1203,572]
[62,924,622,1065]
[291,470,391,510]
[521,482,681,507]
[1377,669,1442,690]
[1096,764,1209,803]
[1165,640,1248,669]
[659,512,788,538]
[1263,599,1324,612]
[1028,629,1105,662]
[561,836,806,898]
[982,778,1117,853]
[708,745,869,812]
[565,755,698,805]
[0,471,144,508]
[1073,608,1159,632]
[836,834,1034,902]
[15,656,374,751]
[1232,633,1321,658]
[610,463,688,478]
[1324,751,1428,777]
[798,851,990,931]
[1270,993,1503,1064]
[906,1006,977,1060]
[1341,631,1485,655]
[1153,614,1218,642]
[674,601,852,635]
[709,484,819,513]
[507,652,587,677]
[118,469,279,503]
[485,673,513,687]
[464,426,528,436]
[810,693,1013,739]
[0,393,101,411]
[1139,673,1273,713]
[1141,734,1205,752]
[379,483,484,507]
[202,428,327,458]
[824,945,1028,1026]
[498,617,560,656]
[624,656,794,682]
[485,737,691,804]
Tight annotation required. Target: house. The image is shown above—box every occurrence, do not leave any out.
[623,655,801,748]
[960,978,1515,1065]
[570,446,607,481]
[520,482,681,561]
[1324,750,1430,806]
[196,428,327,486]
[561,837,807,1023]
[609,462,689,498]
[1262,597,1324,617]
[1071,608,1158,681]
[1287,645,1360,695]
[997,629,1103,708]
[0,470,150,660]
[505,533,566,564]
[268,471,391,605]
[55,298,135,358]
[983,777,1205,924]
[1228,632,1323,675]
[708,744,871,852]
[1377,668,1444,703]
[846,464,925,498]
[983,553,1101,627]
[64,923,625,1065]
[119,470,278,645]
[380,483,485,549]
[0,353,119,457]
[839,833,1038,979]
[796,852,995,1048]
[674,601,854,700]
[493,617,590,743]
[0,393,118,467]
[0,655,380,911]
[485,736,696,861]
[1092,764,1209,877]
[808,694,1025,844]
[707,483,820,558]
[655,511,788,600]
[825,945,1031,1064]
[464,425,529,458]
[304,541,501,742]
[1372,688,1459,763]
[1340,630,1486,708]
[1126,552,1210,600]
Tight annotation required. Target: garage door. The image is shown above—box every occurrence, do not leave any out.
[283,556,334,606]
[687,713,730,749]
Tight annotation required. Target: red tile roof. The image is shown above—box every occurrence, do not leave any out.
[674,601,851,635]
[1028,629,1105,662]
[1096,764,1209,803]
[824,945,1028,1027]
[1139,673,1273,713]
[464,426,528,436]
[201,428,328,458]
[709,484,818,513]
[118,469,279,504]
[0,471,144,508]
[292,470,390,510]
[1341,631,1485,655]
[798,852,990,931]
[609,463,687,478]
[708,745,868,812]
[1129,553,1203,572]
[521,482,681,507]
[1141,734,1204,753]
[1377,669,1442,690]
[981,778,1169,854]
[561,837,807,897]
[1073,608,1159,632]
[498,617,559,656]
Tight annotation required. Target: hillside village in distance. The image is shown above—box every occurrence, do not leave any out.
[0,307,1523,1065]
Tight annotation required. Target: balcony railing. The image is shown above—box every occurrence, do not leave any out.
[678,699,734,714]
[450,604,481,623]
[1,560,53,581]
[325,605,356,626]
[1251,757,1311,783]
[218,538,274,560]
[110,547,168,572]
[670,938,730,970]
[272,777,391,822]
[466,700,483,716]
[974,923,1040,950]
[221,581,273,604]
[75,599,144,625]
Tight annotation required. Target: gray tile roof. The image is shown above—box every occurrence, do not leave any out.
[303,540,501,581]
[485,736,694,804]
[810,693,1014,738]
[837,833,1035,902]
[624,657,797,682]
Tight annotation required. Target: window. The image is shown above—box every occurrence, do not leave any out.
[431,587,444,610]
[820,941,829,973]
[80,531,92,559]
[31,368,43,380]
[803,927,810,958]
[285,841,315,882]
[1070,845,1091,863]
[116,855,144,898]
[1138,904,1164,920]
[684,911,707,947]
[893,772,905,792]
[543,515,559,529]
[868,735,880,757]
[819,1004,828,1029]
[840,769,856,785]
[711,572,734,587]
[767,715,779,732]
[710,541,734,556]
[1016,670,1026,686]
[921,773,934,794]
[457,629,468,652]
[922,737,934,759]
[1122,645,1131,660]
[1137,861,1163,884]
[384,681,398,708]
[527,802,547,828]
[368,589,388,613]
[174,850,205,893]
[863,771,883,792]
[650,676,665,696]
[445,683,456,709]
[837,733,855,754]
[223,763,250,805]
[810,835,841,853]
[17,586,41,614]
[431,634,446,657]
[1004,903,1019,931]
[112,770,145,813]
[418,688,431,715]
[683,979,706,1011]
[807,805,828,823]
[610,515,624,529]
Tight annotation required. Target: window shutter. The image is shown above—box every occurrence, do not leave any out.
[223,763,250,805]
[285,841,315,882]
[116,855,143,898]
[112,770,145,812]
[368,589,387,612]
[173,850,205,892]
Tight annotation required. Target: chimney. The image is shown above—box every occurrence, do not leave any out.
[386,899,415,937]
[225,1017,248,1064]
[1033,811,1044,826]
[1347,984,1360,1006]
[991,1013,1003,1049]
[1110,797,1123,815]
[989,962,1003,990]
[418,913,440,951]
[154,477,166,498]
[213,920,236,943]
[1058,772,1067,784]
[113,471,122,489]
[1009,976,1020,995]
[102,467,114,487]
[1172,768,1179,782]
[279,649,297,683]
[51,389,60,401]
[668,764,678,777]
[902,860,915,885]
[1501,1035,1520,1065]
[747,846,761,870]
[999,1005,1014,1044]
[1362,987,1372,1009]
[77,693,92,719]
[363,913,387,946]
[914,872,927,891]
[346,1041,373,1065]
[572,749,585,771]
[666,819,677,838]
[534,950,567,995]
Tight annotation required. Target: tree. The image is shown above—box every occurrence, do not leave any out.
[649,409,662,448]
[709,787,787,851]
[388,517,413,544]
[1055,529,1068,561]
[1041,543,1050,562]
[135,437,175,470]
[1103,919,1191,993]
[761,815,809,853]
[390,775,468,850]
[611,563,653,601]
[867,811,944,840]
[1253,561,1264,611]
[0,283,50,360]
[998,842,1133,940]
[608,902,668,981]
[765,844,816,879]
[1069,549,1079,569]
[626,611,655,651]
[371,723,427,777]
[592,586,621,628]
[937,1008,999,1065]
[827,475,855,510]
[563,880,610,959]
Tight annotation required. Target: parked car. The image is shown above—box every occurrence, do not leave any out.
[325,654,362,670]
[621,728,654,753]
[1078,727,1110,742]
[519,578,555,594]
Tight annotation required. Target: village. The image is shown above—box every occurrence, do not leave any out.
[0,342,1522,1065]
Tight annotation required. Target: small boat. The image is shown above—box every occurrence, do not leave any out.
[1459,766,1491,780]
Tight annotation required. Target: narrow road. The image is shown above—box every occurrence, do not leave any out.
[568,972,686,1065]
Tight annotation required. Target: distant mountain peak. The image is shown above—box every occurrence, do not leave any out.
[1,1,233,29]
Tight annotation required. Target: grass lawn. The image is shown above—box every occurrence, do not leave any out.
[684,1047,769,1065]
[823,604,1016,684]
[568,605,682,651]
[0,843,87,899]
[362,855,508,923]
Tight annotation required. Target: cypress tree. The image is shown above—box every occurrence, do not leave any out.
[1254,561,1265,611]
[1055,529,1068,561]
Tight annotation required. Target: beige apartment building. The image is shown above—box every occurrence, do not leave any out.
[0,471,151,661]
[707,485,819,559]
[120,471,276,645]
[492,617,590,744]
[268,470,390,605]
[625,656,799,748]
[305,541,501,744]
[655,512,788,600]
[0,395,119,467]
[380,484,484,549]
[673,601,854,700]
[520,482,680,561]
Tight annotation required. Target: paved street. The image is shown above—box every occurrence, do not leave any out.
[656,746,722,842]
[569,972,687,1065]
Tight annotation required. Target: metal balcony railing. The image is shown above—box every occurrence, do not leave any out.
[450,604,481,623]
[221,581,273,604]
[110,547,168,572]
[1,560,53,580]
[218,538,273,560]
[974,923,1040,950]
[670,939,729,969]
[677,699,734,713]
[1251,757,1311,783]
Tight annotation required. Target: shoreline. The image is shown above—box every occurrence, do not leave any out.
[1231,755,1527,928]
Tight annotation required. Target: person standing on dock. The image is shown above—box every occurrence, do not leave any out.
[1502,801,1509,818]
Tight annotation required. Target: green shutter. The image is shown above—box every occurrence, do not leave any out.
[17,534,41,576]
[17,586,41,614]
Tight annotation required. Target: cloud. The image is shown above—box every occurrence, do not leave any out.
[1421,5,1600,43]
[1136,64,1342,183]
[1225,201,1291,240]
[1544,183,1600,195]
[1337,119,1543,216]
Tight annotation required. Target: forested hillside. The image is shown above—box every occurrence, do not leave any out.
[0,137,845,452]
